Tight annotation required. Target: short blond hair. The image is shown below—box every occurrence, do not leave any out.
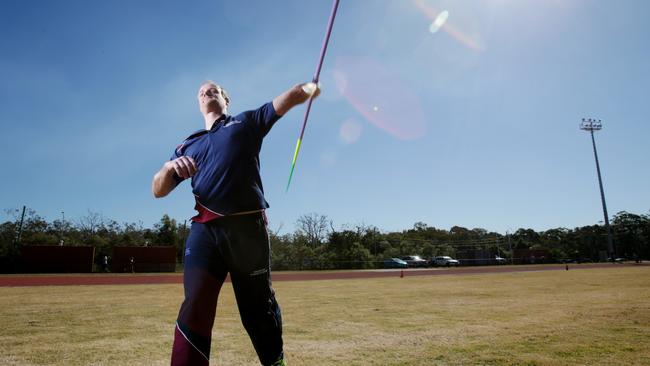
[198,80,230,106]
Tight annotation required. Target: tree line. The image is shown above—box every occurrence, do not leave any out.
[1,208,648,272]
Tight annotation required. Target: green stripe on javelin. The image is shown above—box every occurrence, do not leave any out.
[291,138,302,165]
[286,138,303,192]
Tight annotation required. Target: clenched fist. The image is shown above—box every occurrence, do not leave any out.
[167,156,198,179]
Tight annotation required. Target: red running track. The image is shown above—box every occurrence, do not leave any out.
[0,263,646,287]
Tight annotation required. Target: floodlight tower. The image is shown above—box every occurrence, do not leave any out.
[580,118,615,258]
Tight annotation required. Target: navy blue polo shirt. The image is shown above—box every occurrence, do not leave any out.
[171,102,281,222]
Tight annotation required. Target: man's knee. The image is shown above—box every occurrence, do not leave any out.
[172,322,211,366]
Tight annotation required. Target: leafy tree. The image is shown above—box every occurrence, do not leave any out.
[3,206,649,273]
[449,226,471,240]
[270,232,293,270]
[120,221,146,246]
[155,214,179,247]
[0,222,18,257]
[511,228,541,249]
[346,241,372,269]
[289,232,316,270]
[540,228,570,259]
[612,211,647,259]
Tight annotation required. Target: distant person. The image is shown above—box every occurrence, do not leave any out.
[152,80,319,366]
[129,256,135,273]
[103,255,109,272]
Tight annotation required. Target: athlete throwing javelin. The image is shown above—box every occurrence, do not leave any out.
[152,80,319,366]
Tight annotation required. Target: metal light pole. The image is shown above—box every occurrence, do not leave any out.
[580,118,615,259]
[14,205,26,248]
[59,211,65,246]
[507,231,514,265]
[60,211,65,236]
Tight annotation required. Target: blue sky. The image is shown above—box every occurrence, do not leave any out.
[1,0,648,235]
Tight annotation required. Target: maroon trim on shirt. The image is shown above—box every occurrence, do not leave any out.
[191,197,224,223]
[191,197,265,224]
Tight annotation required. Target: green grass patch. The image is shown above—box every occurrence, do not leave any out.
[1,267,649,365]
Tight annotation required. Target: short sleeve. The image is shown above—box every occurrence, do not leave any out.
[239,102,281,138]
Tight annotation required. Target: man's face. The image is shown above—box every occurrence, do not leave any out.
[198,83,228,115]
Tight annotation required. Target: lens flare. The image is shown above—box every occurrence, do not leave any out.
[413,0,485,51]
[335,56,426,140]
[429,10,449,33]
[339,118,363,144]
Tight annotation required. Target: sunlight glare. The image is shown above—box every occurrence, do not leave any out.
[429,10,449,34]
[335,56,426,140]
[339,118,363,144]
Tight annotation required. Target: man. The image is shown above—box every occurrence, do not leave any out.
[152,80,319,366]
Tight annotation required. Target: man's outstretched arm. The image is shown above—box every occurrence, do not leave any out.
[272,82,321,116]
[152,156,197,198]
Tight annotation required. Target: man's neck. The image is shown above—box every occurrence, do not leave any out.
[203,111,225,130]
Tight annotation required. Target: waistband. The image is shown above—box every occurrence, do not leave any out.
[192,205,266,225]
[191,196,265,223]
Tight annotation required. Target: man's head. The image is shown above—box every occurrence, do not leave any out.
[197,81,230,116]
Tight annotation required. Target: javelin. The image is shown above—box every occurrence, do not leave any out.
[286,0,341,192]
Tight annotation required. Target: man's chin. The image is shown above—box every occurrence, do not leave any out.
[204,102,226,114]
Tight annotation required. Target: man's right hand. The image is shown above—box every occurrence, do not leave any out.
[167,156,198,179]
[152,156,198,198]
[273,82,322,116]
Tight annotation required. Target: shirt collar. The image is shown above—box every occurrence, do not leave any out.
[209,114,229,130]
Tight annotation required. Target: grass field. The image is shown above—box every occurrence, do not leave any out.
[1,266,649,365]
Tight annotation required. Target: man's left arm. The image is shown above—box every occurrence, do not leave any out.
[272,82,321,116]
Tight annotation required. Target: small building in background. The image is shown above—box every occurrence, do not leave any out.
[21,245,95,273]
[111,246,176,273]
[512,249,550,264]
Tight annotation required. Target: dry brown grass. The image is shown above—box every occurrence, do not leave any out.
[1,266,649,365]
